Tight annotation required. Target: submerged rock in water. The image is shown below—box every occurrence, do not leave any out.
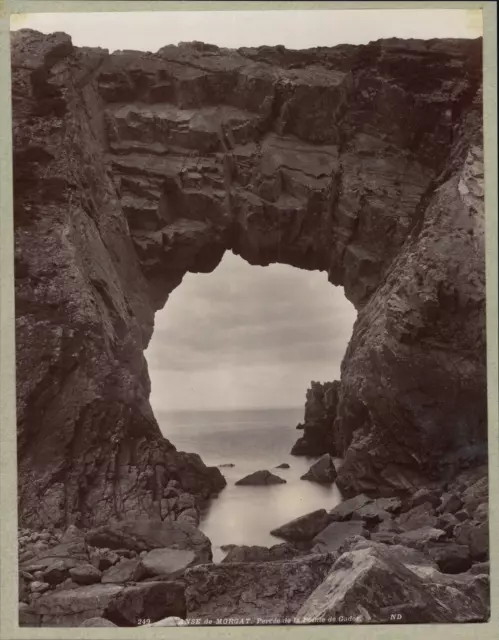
[301,454,337,484]
[270,509,331,542]
[275,463,290,469]
[235,470,286,486]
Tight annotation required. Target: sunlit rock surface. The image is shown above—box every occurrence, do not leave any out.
[12,30,485,526]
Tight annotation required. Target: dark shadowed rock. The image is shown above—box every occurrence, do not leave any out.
[185,554,337,622]
[312,520,368,553]
[454,521,489,561]
[101,558,148,584]
[235,470,286,486]
[296,540,489,623]
[425,542,472,574]
[42,560,72,585]
[276,463,290,469]
[85,519,212,562]
[270,509,331,542]
[106,581,186,626]
[291,381,340,456]
[300,454,337,483]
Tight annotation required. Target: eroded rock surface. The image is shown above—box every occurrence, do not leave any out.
[12,30,485,526]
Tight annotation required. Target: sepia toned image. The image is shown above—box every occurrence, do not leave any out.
[6,2,493,630]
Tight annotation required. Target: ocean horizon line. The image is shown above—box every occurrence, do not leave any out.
[154,405,304,415]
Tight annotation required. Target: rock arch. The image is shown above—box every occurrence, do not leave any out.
[12,30,486,528]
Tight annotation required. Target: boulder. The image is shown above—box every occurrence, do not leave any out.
[235,470,286,486]
[19,541,89,571]
[312,520,368,554]
[468,561,489,575]
[461,476,488,513]
[95,550,120,571]
[105,581,186,626]
[371,497,402,514]
[276,463,290,469]
[184,554,337,622]
[69,564,102,585]
[397,527,446,547]
[222,543,300,563]
[454,521,489,561]
[436,513,459,536]
[474,502,488,522]
[328,495,372,522]
[42,560,72,585]
[31,584,124,626]
[350,504,392,526]
[296,541,490,623]
[139,548,196,578]
[438,492,463,514]
[407,488,441,510]
[270,509,331,542]
[86,519,212,562]
[101,558,148,584]
[425,542,472,574]
[300,454,337,484]
[79,617,117,627]
[396,502,438,532]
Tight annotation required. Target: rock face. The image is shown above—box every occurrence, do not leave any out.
[12,30,485,526]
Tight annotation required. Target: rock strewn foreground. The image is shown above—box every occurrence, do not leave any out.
[18,465,489,626]
[12,30,485,526]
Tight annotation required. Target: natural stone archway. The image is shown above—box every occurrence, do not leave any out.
[12,30,486,528]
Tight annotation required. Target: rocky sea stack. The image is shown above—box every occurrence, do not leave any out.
[12,28,488,627]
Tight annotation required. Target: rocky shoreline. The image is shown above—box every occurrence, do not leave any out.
[18,463,489,627]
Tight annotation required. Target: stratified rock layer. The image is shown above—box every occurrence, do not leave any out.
[12,30,485,526]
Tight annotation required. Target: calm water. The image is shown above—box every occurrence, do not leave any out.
[157,407,343,561]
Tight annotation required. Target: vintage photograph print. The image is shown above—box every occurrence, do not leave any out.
[10,5,490,629]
